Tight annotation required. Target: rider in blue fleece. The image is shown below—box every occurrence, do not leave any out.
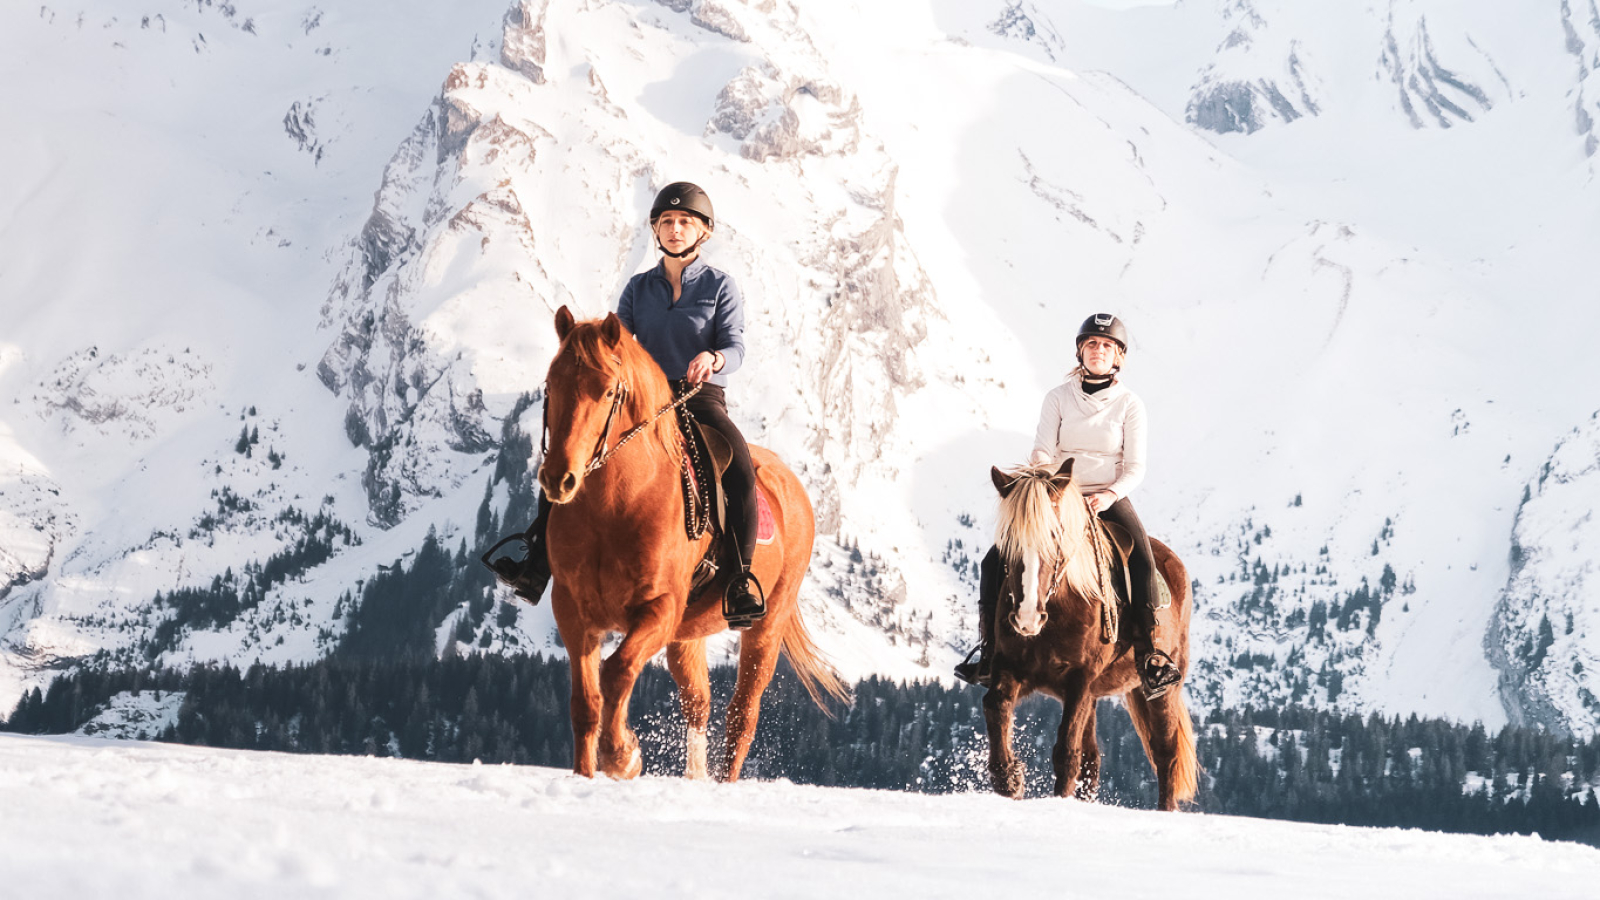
[501,182,766,628]
[617,182,764,627]
[617,257,746,389]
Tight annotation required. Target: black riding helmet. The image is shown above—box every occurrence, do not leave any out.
[649,182,714,259]
[1076,313,1128,352]
[650,181,715,228]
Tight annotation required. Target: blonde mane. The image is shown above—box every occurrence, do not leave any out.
[994,464,1111,607]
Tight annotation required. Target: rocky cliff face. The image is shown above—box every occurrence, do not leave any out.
[1489,413,1600,738]
[1561,0,1600,156]
[1378,9,1501,129]
[1186,0,1321,134]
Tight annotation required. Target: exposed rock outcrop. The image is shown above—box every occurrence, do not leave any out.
[1488,411,1600,738]
[1187,1,1321,134]
[1378,14,1497,129]
[501,0,549,85]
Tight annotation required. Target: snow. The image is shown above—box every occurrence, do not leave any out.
[3,732,1597,899]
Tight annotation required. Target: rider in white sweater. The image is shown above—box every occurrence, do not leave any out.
[956,313,1182,699]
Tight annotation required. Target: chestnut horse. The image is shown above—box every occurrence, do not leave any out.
[983,460,1198,810]
[539,306,845,781]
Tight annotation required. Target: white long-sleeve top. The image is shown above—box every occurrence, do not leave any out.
[1027,372,1148,499]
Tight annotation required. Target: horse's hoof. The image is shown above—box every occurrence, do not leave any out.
[991,764,1025,799]
[600,736,643,779]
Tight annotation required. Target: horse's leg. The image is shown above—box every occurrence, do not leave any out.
[560,623,603,778]
[983,677,1025,798]
[722,626,782,782]
[1126,688,1199,811]
[1051,671,1093,799]
[1076,701,1101,802]
[665,639,711,780]
[597,599,677,779]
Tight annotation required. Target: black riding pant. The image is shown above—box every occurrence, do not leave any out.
[1098,496,1163,613]
[675,381,758,569]
[975,494,1162,647]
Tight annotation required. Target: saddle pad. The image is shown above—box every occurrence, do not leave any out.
[756,488,775,545]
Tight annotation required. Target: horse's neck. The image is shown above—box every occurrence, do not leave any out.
[573,425,679,515]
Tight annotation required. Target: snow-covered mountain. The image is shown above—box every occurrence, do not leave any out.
[4,0,1600,737]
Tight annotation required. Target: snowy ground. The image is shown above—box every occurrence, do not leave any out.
[3,733,1596,899]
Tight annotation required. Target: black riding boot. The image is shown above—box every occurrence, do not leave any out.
[1132,603,1181,701]
[482,493,552,605]
[954,546,1002,687]
[722,490,765,628]
[722,468,766,628]
[724,568,766,630]
[1098,497,1181,700]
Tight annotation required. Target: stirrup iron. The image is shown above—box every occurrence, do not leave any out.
[723,570,767,630]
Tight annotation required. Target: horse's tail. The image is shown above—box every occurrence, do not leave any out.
[1167,693,1199,803]
[781,610,850,714]
[1127,688,1200,807]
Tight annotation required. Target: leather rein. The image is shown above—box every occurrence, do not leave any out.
[541,378,703,476]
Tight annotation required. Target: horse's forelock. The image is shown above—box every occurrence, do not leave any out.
[549,317,676,450]
[994,466,1065,565]
[994,465,1109,605]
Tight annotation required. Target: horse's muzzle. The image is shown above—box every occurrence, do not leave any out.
[538,465,580,504]
[1009,608,1047,639]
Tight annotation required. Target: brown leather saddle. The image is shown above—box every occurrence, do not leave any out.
[1101,520,1173,606]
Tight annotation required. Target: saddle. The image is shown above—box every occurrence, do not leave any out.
[1098,520,1174,610]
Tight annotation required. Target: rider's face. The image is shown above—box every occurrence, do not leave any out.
[1079,337,1120,376]
[654,211,707,253]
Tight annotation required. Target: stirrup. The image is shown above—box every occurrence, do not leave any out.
[1139,649,1182,700]
[723,571,767,630]
[479,533,549,605]
[953,645,994,688]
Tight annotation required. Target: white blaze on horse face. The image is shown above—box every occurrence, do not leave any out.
[1011,546,1046,637]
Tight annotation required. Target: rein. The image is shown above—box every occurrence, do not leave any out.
[541,379,704,476]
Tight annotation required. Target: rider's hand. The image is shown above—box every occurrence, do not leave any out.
[685,351,718,384]
[1086,491,1115,514]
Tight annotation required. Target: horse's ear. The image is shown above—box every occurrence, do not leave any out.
[1054,458,1074,481]
[555,305,576,340]
[600,312,622,345]
[991,466,1015,497]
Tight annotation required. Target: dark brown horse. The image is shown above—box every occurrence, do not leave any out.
[982,460,1198,810]
[539,306,845,781]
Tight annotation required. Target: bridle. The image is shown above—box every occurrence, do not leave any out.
[541,374,704,477]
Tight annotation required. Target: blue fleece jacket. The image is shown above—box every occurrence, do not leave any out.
[616,257,746,387]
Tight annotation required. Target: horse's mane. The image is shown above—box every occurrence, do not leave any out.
[553,317,681,459]
[994,464,1111,605]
